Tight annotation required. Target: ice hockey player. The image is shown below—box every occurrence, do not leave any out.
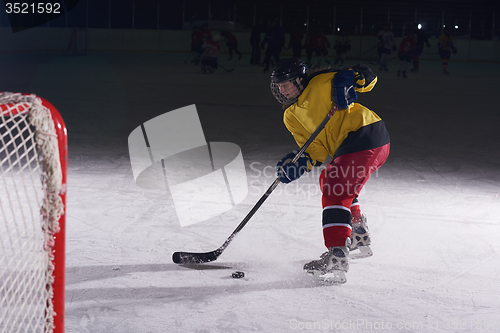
[185,26,203,65]
[201,35,221,74]
[377,25,396,71]
[261,19,285,72]
[397,33,416,79]
[410,23,431,72]
[438,28,457,75]
[221,30,242,60]
[334,31,350,66]
[270,58,390,283]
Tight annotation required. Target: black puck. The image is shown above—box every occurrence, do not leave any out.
[231,271,245,279]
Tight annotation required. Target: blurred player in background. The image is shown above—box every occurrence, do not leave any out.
[261,19,286,72]
[334,31,350,66]
[377,25,396,72]
[438,28,457,75]
[397,33,416,79]
[221,30,242,61]
[410,23,431,72]
[201,35,221,74]
[310,28,331,68]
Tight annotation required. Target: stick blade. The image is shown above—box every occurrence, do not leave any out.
[172,250,221,264]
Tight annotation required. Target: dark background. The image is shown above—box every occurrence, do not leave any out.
[2,0,499,39]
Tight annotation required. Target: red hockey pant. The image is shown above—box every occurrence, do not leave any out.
[319,143,390,248]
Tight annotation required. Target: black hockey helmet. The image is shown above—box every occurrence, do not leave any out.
[270,57,308,105]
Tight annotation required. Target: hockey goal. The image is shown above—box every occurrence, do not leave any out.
[0,92,67,333]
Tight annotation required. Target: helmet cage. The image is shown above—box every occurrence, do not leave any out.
[270,58,308,105]
[270,78,305,105]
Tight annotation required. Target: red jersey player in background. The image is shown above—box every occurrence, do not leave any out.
[310,28,331,68]
[397,33,416,79]
[201,35,221,74]
[221,30,242,60]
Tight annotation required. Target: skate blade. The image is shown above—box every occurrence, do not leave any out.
[349,245,373,260]
[305,270,347,285]
[319,271,347,284]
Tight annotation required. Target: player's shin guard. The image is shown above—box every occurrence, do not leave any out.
[322,206,352,248]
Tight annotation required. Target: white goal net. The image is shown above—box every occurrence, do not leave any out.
[0,92,67,333]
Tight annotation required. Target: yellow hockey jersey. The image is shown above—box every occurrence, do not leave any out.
[438,34,454,51]
[283,69,390,163]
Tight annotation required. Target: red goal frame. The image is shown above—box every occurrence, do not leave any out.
[0,94,67,333]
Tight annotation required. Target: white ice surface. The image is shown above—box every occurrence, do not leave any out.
[1,52,499,333]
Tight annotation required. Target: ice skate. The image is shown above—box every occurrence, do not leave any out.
[349,214,373,259]
[304,240,350,284]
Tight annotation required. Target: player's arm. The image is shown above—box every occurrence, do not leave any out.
[329,64,376,112]
[351,64,377,93]
[276,113,326,184]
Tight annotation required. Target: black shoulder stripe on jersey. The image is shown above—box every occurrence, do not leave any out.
[334,120,390,158]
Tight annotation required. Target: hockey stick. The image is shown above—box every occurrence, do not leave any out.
[172,106,338,264]
[219,64,234,72]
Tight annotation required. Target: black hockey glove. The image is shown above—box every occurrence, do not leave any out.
[332,69,358,110]
[276,151,314,184]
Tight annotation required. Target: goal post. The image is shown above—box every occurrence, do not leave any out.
[43,96,67,333]
[0,92,67,333]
